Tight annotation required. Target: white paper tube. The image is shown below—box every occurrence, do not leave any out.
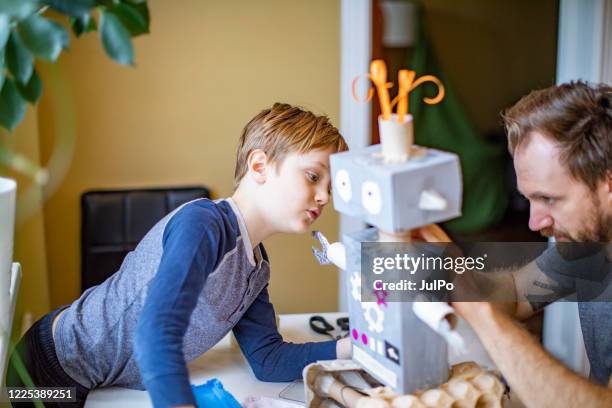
[378,114,413,163]
[327,242,347,270]
[0,177,17,337]
[413,302,456,331]
[412,302,465,351]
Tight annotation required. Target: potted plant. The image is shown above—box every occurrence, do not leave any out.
[0,0,150,363]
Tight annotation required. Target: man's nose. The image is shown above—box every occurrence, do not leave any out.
[528,203,553,231]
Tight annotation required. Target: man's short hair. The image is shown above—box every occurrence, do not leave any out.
[234,103,348,188]
[503,81,612,190]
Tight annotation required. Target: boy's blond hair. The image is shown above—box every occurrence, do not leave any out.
[234,103,348,188]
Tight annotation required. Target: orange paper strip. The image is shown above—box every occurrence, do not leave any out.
[351,74,375,103]
[410,75,445,105]
[370,60,392,120]
[396,69,416,122]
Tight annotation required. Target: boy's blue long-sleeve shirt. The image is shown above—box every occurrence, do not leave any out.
[53,199,336,407]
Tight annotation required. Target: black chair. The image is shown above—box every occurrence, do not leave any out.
[81,186,210,292]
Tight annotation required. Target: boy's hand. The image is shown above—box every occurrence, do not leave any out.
[336,337,352,359]
[411,224,452,242]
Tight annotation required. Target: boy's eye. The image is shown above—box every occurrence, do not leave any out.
[307,172,319,183]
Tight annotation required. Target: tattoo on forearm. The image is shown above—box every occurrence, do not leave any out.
[525,280,572,312]
[532,280,567,293]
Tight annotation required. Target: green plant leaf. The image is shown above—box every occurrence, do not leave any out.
[0,0,37,19]
[132,2,150,29]
[6,31,33,85]
[71,13,97,37]
[0,78,27,132]
[87,15,98,32]
[18,14,69,62]
[71,16,85,38]
[110,2,149,36]
[16,68,41,103]
[40,0,96,17]
[100,9,134,65]
[0,50,5,92]
[0,15,10,50]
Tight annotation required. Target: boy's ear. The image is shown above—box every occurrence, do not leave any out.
[247,149,268,184]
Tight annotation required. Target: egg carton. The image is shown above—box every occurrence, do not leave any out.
[303,361,508,408]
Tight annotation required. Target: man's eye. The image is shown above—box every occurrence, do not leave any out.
[307,172,319,182]
[543,197,556,205]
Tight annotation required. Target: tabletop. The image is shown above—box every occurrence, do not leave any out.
[85,312,506,407]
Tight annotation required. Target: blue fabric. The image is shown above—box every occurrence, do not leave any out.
[192,379,241,408]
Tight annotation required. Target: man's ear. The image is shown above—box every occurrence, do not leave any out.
[246,149,268,184]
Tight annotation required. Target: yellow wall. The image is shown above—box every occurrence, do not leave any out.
[38,0,341,313]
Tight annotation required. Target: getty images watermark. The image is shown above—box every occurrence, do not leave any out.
[370,252,488,292]
[357,242,612,303]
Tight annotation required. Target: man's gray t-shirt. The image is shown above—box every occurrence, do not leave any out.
[536,245,612,385]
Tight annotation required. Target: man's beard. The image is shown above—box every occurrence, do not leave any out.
[540,195,611,242]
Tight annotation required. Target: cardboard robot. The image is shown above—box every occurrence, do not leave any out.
[305,60,504,407]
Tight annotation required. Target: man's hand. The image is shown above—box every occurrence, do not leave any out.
[411,224,452,242]
[450,301,516,331]
[454,300,612,407]
[451,301,494,326]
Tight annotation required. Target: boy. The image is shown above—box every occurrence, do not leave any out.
[6,103,350,407]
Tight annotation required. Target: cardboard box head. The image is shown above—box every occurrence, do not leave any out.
[331,145,462,232]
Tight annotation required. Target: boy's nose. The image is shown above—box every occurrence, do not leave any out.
[528,203,553,232]
[315,189,329,206]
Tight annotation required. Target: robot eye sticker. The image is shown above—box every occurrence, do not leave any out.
[334,169,352,203]
[361,181,383,215]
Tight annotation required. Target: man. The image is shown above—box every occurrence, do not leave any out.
[452,81,612,407]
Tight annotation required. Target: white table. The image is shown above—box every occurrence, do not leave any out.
[85,312,503,407]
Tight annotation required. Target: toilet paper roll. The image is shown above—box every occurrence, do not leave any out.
[412,302,456,331]
[412,302,465,351]
[378,114,413,163]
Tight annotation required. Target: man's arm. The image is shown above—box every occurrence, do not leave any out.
[511,258,574,319]
[454,302,612,407]
[451,257,574,320]
[232,285,339,381]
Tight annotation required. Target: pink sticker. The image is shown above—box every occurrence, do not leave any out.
[361,333,368,345]
[352,329,359,340]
